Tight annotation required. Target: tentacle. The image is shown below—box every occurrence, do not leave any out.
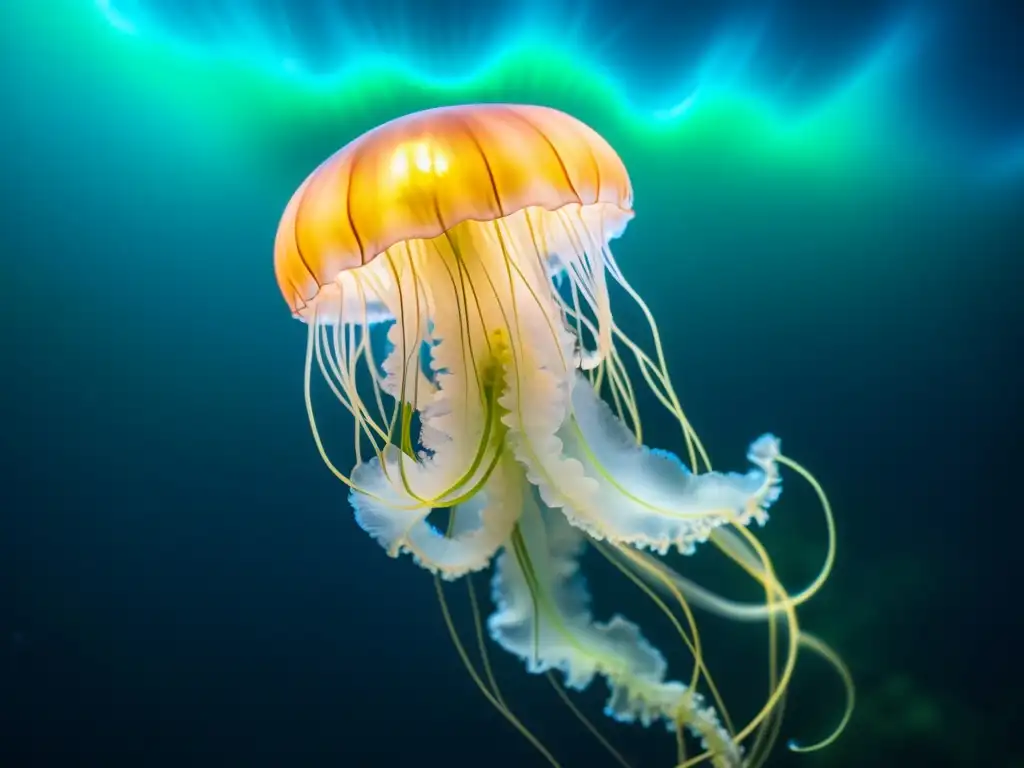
[488,488,743,768]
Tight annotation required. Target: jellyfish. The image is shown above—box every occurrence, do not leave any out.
[273,104,852,767]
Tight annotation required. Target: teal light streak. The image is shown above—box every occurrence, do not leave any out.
[96,0,138,35]
[89,0,914,132]
[4,0,999,188]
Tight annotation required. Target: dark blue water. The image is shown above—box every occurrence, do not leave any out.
[2,1,1021,766]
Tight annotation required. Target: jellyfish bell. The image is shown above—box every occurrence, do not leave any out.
[274,104,850,767]
[274,104,632,316]
[273,103,645,567]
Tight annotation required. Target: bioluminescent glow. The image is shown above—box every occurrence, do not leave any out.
[89,0,912,121]
[95,0,137,35]
[92,0,645,93]
[82,0,1024,185]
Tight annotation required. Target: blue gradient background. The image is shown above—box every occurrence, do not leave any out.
[1,1,1020,766]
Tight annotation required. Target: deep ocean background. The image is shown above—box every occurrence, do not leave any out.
[1,1,1021,766]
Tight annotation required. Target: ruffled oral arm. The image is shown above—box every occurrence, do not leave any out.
[488,489,743,767]
[503,370,782,555]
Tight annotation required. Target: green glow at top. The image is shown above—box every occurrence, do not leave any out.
[7,0,957,186]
